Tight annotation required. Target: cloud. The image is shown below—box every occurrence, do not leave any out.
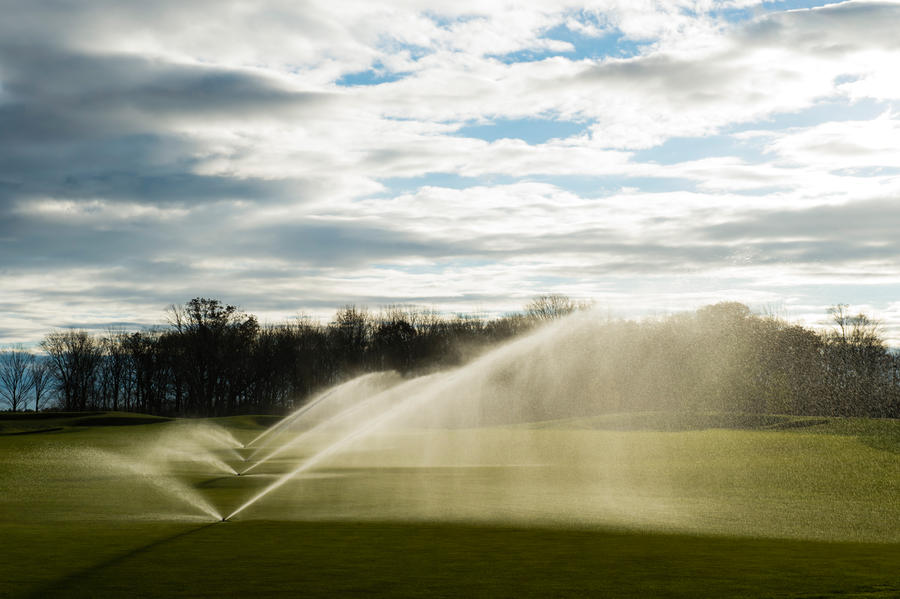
[759,113,900,169]
[3,1,900,346]
[0,44,333,133]
[699,197,900,248]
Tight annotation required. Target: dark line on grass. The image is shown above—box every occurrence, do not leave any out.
[27,522,220,598]
[71,416,173,427]
[765,419,829,430]
[0,412,102,420]
[0,427,64,436]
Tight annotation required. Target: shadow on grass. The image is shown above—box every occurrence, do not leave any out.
[0,427,64,436]
[70,416,172,427]
[25,520,900,598]
[28,522,220,599]
[0,412,104,420]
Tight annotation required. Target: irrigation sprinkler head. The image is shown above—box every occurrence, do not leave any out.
[235,472,241,476]
[220,517,228,522]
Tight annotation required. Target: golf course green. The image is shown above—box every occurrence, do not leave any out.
[0,411,897,597]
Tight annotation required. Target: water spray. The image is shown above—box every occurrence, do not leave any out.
[239,386,394,475]
[244,389,335,449]
[225,374,455,521]
[245,373,403,455]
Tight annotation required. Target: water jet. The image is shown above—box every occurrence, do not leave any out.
[245,372,402,452]
[226,373,460,520]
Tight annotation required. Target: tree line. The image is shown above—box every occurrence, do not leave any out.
[1,296,575,416]
[1,296,898,419]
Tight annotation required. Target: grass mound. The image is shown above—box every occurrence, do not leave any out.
[0,411,171,434]
[205,414,283,431]
[70,414,172,427]
[0,411,103,420]
[0,427,64,436]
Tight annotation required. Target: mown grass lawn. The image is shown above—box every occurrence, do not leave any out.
[0,412,897,598]
[3,519,898,598]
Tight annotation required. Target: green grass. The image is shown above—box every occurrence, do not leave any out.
[5,520,899,598]
[0,412,897,597]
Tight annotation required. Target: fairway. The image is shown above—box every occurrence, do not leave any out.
[0,412,898,597]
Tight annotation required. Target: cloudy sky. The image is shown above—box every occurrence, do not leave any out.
[2,0,900,345]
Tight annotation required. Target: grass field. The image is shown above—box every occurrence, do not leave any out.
[0,411,898,597]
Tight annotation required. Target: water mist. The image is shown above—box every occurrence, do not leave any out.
[221,308,899,542]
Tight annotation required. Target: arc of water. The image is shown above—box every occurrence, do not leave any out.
[226,379,444,521]
[192,425,244,450]
[240,382,406,475]
[245,387,340,450]
[132,464,223,521]
[160,448,237,476]
[226,446,246,463]
[86,449,222,521]
[200,426,247,463]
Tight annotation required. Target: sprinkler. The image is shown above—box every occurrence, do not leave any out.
[220,517,228,522]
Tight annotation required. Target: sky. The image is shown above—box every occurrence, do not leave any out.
[2,0,900,345]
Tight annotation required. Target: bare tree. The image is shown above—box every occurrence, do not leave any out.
[41,331,101,410]
[827,304,884,346]
[372,310,417,373]
[525,294,578,322]
[167,298,259,415]
[0,347,35,411]
[823,304,889,416]
[99,330,129,411]
[329,305,372,375]
[29,357,53,412]
[828,304,851,342]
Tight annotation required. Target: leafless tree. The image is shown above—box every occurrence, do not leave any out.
[29,357,53,411]
[0,346,35,411]
[166,298,259,415]
[98,330,129,411]
[525,294,578,322]
[41,331,101,410]
[329,305,372,375]
[827,304,884,347]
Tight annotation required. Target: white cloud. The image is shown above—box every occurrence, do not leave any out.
[4,0,900,347]
[761,113,900,169]
[14,198,190,224]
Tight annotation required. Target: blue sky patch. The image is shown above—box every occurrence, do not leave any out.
[729,99,889,132]
[372,174,491,197]
[831,166,900,178]
[455,118,586,144]
[762,1,845,12]
[542,23,648,60]
[710,0,846,23]
[634,135,768,165]
[524,175,697,197]
[490,21,648,64]
[336,67,408,87]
